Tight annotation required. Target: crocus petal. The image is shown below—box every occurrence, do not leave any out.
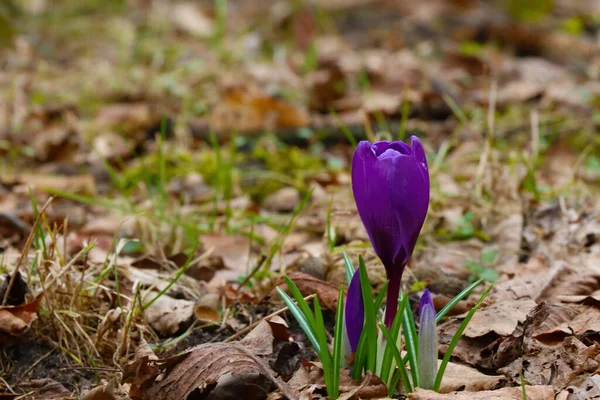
[418,290,437,390]
[352,136,430,327]
[352,141,404,270]
[388,137,430,275]
[344,269,364,352]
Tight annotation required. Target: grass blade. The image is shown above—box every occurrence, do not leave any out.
[380,292,407,386]
[143,245,198,309]
[373,280,389,314]
[284,276,318,330]
[351,328,368,380]
[433,284,494,391]
[342,251,355,286]
[314,297,335,397]
[276,287,320,353]
[358,255,377,372]
[379,323,413,393]
[326,196,336,251]
[520,369,527,400]
[436,278,483,322]
[332,285,345,397]
[331,109,357,147]
[402,293,419,387]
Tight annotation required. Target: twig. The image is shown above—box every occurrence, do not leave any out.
[2,197,53,306]
[224,293,316,343]
[236,253,266,290]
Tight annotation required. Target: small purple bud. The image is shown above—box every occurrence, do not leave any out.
[351,136,430,327]
[418,288,434,317]
[418,289,437,390]
[344,269,364,352]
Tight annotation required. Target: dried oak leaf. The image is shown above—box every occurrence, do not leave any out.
[122,339,159,399]
[143,292,196,336]
[211,88,309,133]
[463,299,537,338]
[279,272,342,311]
[0,293,42,339]
[80,376,129,400]
[15,378,71,399]
[194,293,221,324]
[565,375,600,399]
[407,385,554,400]
[532,304,600,342]
[145,342,292,400]
[558,289,600,306]
[499,336,599,391]
[289,363,387,399]
[494,261,600,304]
[438,300,536,369]
[436,360,504,393]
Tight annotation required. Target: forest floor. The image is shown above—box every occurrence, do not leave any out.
[1,0,600,399]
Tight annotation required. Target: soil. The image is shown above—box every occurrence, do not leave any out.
[3,338,97,393]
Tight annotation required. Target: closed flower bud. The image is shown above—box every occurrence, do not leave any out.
[351,136,429,326]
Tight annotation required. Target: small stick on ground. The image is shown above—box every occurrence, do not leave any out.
[224,293,316,342]
[236,253,267,290]
[2,197,53,306]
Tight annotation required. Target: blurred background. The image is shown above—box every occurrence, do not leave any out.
[1,2,600,395]
[0,0,598,256]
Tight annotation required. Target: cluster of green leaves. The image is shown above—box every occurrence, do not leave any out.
[437,211,490,242]
[464,246,500,283]
[276,277,345,397]
[278,253,493,398]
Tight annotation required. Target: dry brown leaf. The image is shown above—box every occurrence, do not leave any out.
[499,336,599,391]
[95,103,157,137]
[463,299,537,338]
[558,289,600,306]
[171,2,213,37]
[540,304,600,338]
[262,187,301,213]
[0,293,42,338]
[145,342,291,400]
[122,339,159,399]
[408,385,553,400]
[494,261,600,303]
[80,377,129,400]
[527,302,580,343]
[194,293,221,324]
[122,267,195,298]
[282,272,342,311]
[211,88,309,133]
[438,300,537,369]
[167,172,215,204]
[239,319,276,356]
[289,364,387,399]
[16,378,72,399]
[5,173,95,195]
[436,359,504,393]
[202,234,251,272]
[565,375,600,399]
[143,293,195,336]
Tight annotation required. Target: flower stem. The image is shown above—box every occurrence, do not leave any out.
[384,277,401,328]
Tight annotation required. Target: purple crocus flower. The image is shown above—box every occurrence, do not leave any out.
[351,136,429,327]
[418,289,437,390]
[344,269,363,352]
